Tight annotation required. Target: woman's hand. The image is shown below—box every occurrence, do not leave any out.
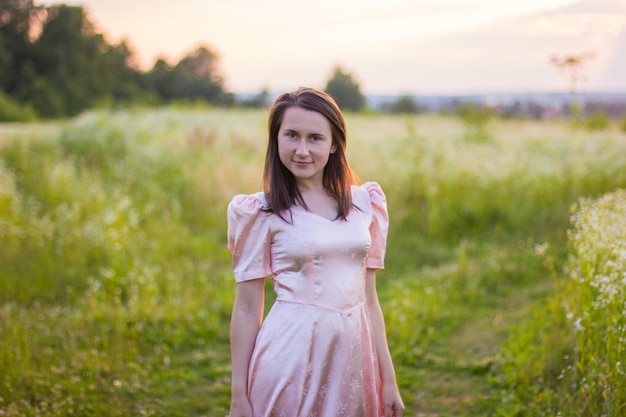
[228,395,253,417]
[382,382,405,417]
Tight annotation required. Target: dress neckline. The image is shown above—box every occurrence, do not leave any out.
[291,205,340,222]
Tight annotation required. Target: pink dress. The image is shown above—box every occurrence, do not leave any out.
[227,182,388,417]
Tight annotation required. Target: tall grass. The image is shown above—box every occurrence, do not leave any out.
[1,107,626,415]
[0,108,264,415]
[497,190,626,416]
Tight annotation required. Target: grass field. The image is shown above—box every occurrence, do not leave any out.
[1,106,625,416]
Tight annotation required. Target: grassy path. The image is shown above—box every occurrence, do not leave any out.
[406,279,553,417]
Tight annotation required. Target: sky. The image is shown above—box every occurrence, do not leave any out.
[39,0,626,95]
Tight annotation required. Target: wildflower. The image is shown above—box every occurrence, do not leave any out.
[573,317,585,332]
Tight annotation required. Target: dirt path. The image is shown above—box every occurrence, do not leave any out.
[408,281,552,416]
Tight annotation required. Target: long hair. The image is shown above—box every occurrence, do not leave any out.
[262,87,359,221]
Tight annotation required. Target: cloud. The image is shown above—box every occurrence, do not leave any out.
[371,0,626,93]
[557,0,626,14]
[602,27,626,88]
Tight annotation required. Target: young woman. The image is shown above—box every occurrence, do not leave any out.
[227,87,404,417]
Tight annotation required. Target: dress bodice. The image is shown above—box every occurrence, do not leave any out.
[227,182,388,312]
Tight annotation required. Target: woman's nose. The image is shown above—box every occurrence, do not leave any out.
[295,139,308,155]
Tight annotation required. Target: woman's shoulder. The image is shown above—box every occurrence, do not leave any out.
[227,192,268,217]
[352,182,386,205]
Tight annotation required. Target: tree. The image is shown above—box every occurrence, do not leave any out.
[31,5,112,115]
[550,53,595,94]
[146,45,227,104]
[0,33,13,92]
[324,66,365,112]
[0,0,39,94]
[550,52,595,117]
[145,58,176,102]
[1,1,230,116]
[390,95,419,114]
[1,1,144,116]
[173,45,225,103]
[101,40,152,103]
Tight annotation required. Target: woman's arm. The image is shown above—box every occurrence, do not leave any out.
[229,278,266,417]
[365,268,405,417]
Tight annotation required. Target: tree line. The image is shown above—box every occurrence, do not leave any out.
[0,0,373,121]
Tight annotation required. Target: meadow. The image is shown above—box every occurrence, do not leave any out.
[1,106,625,416]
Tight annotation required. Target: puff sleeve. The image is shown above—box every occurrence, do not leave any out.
[227,193,272,282]
[363,182,389,270]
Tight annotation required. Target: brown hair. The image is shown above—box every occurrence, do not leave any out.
[262,87,359,221]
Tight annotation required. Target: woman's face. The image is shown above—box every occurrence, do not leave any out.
[277,106,335,188]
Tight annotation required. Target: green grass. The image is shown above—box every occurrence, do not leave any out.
[494,190,626,417]
[1,107,626,416]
